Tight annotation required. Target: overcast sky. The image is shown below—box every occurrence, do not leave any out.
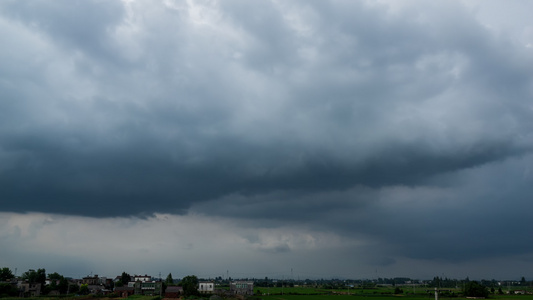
[1,0,533,281]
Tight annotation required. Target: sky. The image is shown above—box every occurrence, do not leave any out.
[1,0,533,281]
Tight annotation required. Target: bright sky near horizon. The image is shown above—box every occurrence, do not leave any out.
[1,0,533,280]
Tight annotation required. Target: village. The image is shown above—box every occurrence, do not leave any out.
[0,269,254,298]
[2,267,532,299]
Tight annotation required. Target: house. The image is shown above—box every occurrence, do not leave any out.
[134,281,163,296]
[165,286,183,298]
[115,286,135,297]
[134,274,152,282]
[199,281,215,293]
[103,277,114,288]
[230,281,254,296]
[18,282,42,297]
[87,284,105,294]
[71,278,83,286]
[82,275,100,285]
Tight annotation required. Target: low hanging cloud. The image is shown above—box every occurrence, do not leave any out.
[1,0,533,279]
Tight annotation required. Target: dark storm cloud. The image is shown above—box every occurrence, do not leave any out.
[1,0,532,216]
[2,0,533,272]
[0,125,526,217]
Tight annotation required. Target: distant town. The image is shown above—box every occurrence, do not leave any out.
[0,267,532,299]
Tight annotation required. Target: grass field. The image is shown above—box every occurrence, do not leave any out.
[254,286,454,296]
[2,286,533,300]
[260,294,533,300]
[255,285,533,300]
[3,296,533,300]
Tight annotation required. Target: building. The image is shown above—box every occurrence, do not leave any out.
[82,275,100,285]
[134,281,163,296]
[165,286,183,298]
[230,281,254,296]
[115,286,135,297]
[18,282,41,297]
[87,284,106,295]
[102,277,114,288]
[134,274,152,282]
[199,281,215,293]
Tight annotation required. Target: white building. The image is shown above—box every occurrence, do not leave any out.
[133,275,152,282]
[199,282,215,293]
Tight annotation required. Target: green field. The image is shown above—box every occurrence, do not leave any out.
[255,285,533,300]
[254,286,452,296]
[260,295,533,300]
[2,286,533,300]
[2,295,533,300]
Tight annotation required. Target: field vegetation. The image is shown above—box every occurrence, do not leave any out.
[2,291,533,300]
[1,282,533,300]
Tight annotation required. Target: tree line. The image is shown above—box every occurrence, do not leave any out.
[1,267,83,297]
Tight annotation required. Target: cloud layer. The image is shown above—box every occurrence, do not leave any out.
[1,0,533,279]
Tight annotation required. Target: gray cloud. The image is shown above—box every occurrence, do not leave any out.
[1,0,533,278]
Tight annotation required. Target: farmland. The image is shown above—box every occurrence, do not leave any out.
[1,285,532,300]
[255,285,533,300]
[260,295,533,300]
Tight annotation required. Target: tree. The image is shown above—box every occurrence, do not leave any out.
[166,273,174,285]
[0,283,19,297]
[0,268,14,282]
[464,281,489,298]
[69,283,80,294]
[58,277,69,294]
[22,268,46,292]
[79,283,89,295]
[432,277,440,288]
[48,272,63,281]
[22,268,46,284]
[44,272,69,295]
[36,268,46,284]
[179,275,199,297]
[120,272,131,285]
[521,277,526,286]
[45,280,57,295]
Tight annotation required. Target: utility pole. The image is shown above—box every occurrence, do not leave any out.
[282,275,284,295]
